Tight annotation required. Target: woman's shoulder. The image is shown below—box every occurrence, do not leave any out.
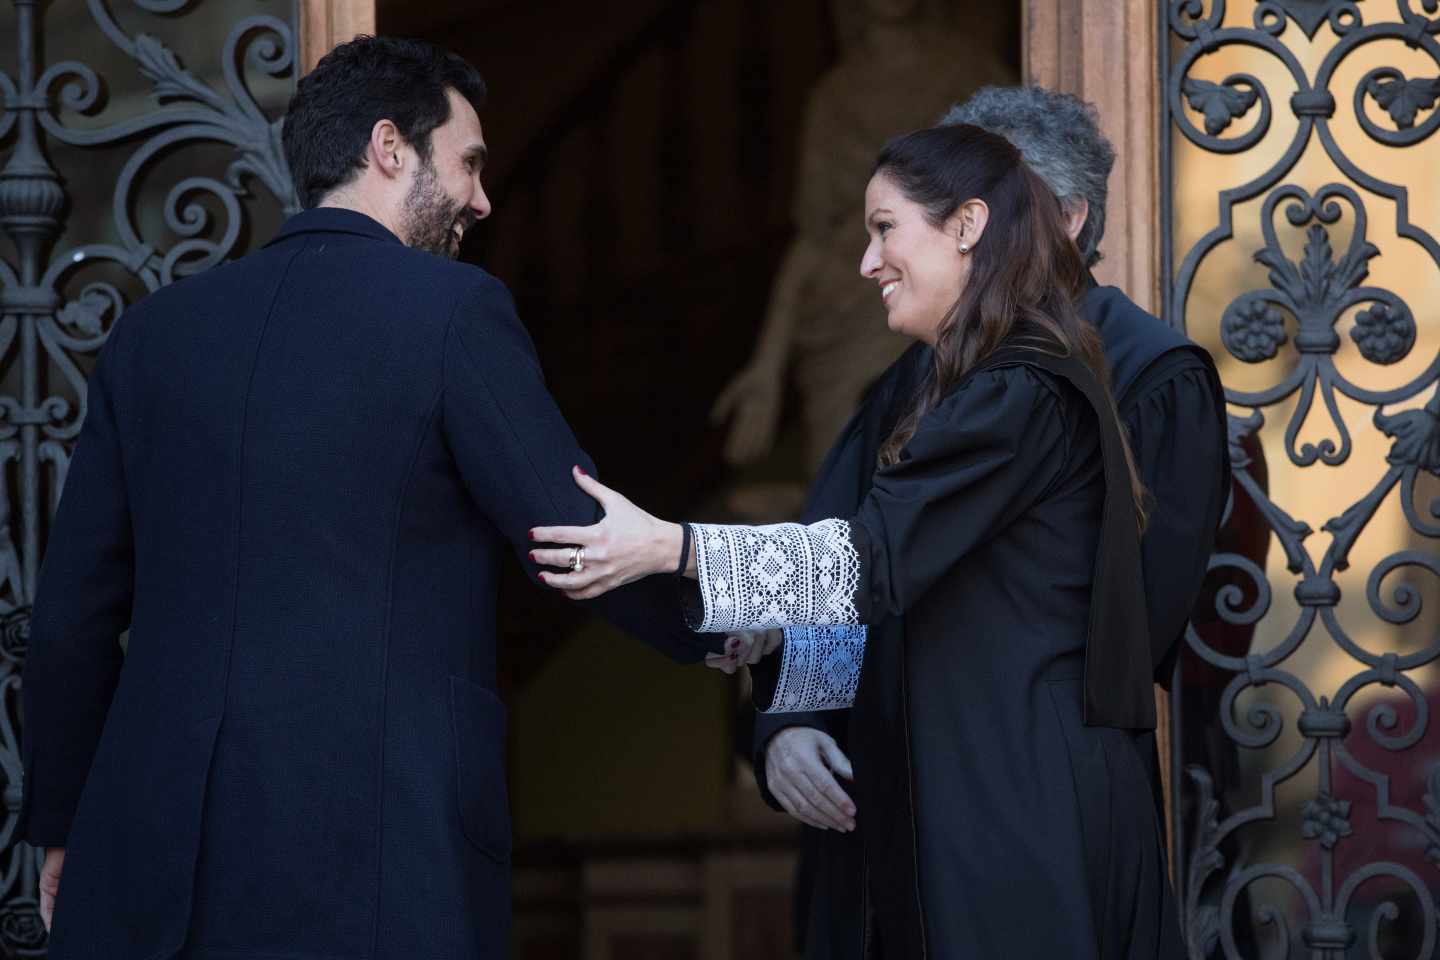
[933,357,1079,425]
[896,357,1085,480]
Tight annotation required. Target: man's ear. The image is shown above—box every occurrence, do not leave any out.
[367,119,404,178]
[1063,197,1090,244]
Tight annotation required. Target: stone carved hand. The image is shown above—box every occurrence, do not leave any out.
[710,354,786,465]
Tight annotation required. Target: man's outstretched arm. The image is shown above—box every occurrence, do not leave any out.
[440,274,716,663]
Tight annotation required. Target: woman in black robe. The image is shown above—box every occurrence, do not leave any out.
[531,124,1184,958]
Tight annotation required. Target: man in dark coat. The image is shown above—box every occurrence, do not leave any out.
[19,37,712,960]
[747,87,1230,958]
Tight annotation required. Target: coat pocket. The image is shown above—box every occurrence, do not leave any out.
[449,676,512,863]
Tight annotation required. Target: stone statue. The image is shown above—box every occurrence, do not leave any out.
[712,0,1017,472]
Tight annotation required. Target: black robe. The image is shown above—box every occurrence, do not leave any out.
[749,286,1227,958]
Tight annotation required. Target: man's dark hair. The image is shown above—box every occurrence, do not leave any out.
[282,36,487,209]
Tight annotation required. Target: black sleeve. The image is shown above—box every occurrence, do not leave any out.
[1122,354,1229,678]
[19,324,135,846]
[442,276,717,663]
[686,366,1071,633]
[850,366,1071,622]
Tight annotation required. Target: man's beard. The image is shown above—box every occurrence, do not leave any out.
[402,158,472,258]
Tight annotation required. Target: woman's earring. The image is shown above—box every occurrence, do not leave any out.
[958,241,971,254]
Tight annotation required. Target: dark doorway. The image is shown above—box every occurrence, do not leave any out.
[377,2,1021,956]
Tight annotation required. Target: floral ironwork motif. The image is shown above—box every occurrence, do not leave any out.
[0,901,46,956]
[1302,792,1355,849]
[1185,77,1263,134]
[0,0,296,947]
[1374,391,1439,471]
[1261,0,1363,38]
[1165,1,1440,958]
[1351,301,1416,364]
[1222,298,1289,361]
[1365,70,1440,128]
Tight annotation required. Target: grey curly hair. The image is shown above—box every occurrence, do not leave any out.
[942,86,1115,268]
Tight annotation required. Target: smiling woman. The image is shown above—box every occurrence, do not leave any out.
[860,171,985,343]
[530,122,1182,958]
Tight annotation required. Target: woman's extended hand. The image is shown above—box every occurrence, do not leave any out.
[529,467,684,600]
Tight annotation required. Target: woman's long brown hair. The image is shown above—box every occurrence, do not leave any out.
[874,124,1148,530]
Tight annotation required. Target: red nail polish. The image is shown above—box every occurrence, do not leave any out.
[528,551,536,562]
[528,530,536,541]
[577,466,587,476]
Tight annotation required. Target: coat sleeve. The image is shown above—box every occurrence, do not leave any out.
[441,276,715,663]
[19,325,135,847]
[689,366,1072,708]
[1122,354,1229,680]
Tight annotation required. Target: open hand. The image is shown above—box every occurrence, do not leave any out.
[529,467,680,601]
[704,630,782,675]
[765,727,856,832]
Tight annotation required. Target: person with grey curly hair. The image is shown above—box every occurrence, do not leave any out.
[943,85,1116,267]
[746,87,1231,959]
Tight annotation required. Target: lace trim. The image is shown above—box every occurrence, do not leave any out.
[762,625,868,713]
[691,520,861,633]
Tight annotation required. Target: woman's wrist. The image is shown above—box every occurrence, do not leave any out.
[652,521,685,576]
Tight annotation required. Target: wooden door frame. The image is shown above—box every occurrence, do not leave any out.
[300,0,376,73]
[1023,0,1175,863]
[1024,0,1162,312]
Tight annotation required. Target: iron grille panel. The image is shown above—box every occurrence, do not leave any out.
[1162,2,1440,958]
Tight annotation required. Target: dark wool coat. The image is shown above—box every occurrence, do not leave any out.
[19,209,714,960]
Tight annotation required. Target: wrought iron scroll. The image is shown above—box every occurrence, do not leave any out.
[1163,1,1440,958]
[0,0,296,950]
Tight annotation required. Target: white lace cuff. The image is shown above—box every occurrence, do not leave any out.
[760,625,867,713]
[690,520,861,633]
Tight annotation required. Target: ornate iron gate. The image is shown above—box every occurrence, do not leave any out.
[1163,1,1440,957]
[0,0,296,951]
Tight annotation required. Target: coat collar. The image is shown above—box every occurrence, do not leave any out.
[267,207,403,247]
